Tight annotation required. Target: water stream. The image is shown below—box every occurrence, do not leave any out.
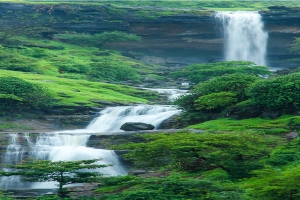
[0,89,183,189]
[214,11,268,66]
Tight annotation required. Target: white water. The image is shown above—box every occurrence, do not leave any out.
[60,105,180,134]
[143,88,188,101]
[214,11,268,66]
[1,90,183,189]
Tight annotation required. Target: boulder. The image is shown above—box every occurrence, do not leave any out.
[120,122,155,131]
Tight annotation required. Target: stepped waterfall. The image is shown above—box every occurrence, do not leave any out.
[215,11,268,66]
[0,90,182,189]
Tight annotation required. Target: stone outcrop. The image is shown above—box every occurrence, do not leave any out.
[120,122,155,131]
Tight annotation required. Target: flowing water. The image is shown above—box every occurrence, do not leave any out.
[214,11,268,66]
[0,89,183,189]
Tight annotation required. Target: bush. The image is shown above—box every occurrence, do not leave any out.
[248,73,300,110]
[0,77,56,110]
[89,61,140,82]
[193,73,258,101]
[195,92,237,111]
[54,31,141,48]
[286,116,300,130]
[171,61,269,84]
[116,132,277,179]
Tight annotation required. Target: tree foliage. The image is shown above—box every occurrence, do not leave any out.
[174,73,258,113]
[0,159,107,197]
[248,73,300,110]
[0,77,56,110]
[193,73,258,101]
[244,164,300,200]
[171,61,270,84]
[115,132,278,179]
[97,175,241,200]
[195,92,237,111]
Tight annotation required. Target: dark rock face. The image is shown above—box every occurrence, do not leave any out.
[120,122,155,131]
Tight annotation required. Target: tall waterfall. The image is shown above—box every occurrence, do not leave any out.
[214,11,268,66]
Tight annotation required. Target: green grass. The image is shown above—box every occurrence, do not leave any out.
[0,122,33,130]
[0,69,150,106]
[188,115,293,134]
[2,36,158,80]
[1,0,300,11]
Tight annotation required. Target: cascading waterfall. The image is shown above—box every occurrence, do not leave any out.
[0,90,183,189]
[63,105,180,134]
[214,11,268,66]
[143,88,188,101]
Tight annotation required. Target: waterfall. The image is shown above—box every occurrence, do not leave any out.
[54,105,180,134]
[0,90,183,189]
[143,88,188,101]
[214,11,268,66]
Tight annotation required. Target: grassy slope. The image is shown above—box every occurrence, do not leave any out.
[0,36,161,106]
[0,70,148,106]
[188,115,292,134]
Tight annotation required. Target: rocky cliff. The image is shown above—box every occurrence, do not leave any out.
[1,3,300,70]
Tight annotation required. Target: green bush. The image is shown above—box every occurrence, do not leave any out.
[97,175,241,200]
[195,92,237,111]
[286,116,300,130]
[171,61,269,84]
[248,73,300,110]
[244,164,300,200]
[89,62,140,82]
[0,77,56,110]
[193,73,258,101]
[54,31,141,48]
[116,132,277,179]
[58,64,90,74]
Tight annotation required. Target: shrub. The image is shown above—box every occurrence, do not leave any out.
[248,73,300,110]
[171,61,270,84]
[0,77,56,110]
[193,73,258,101]
[286,116,300,130]
[195,92,237,111]
[116,132,277,179]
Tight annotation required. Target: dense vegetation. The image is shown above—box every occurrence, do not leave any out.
[0,1,300,200]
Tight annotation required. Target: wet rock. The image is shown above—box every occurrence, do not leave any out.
[159,114,179,129]
[120,122,155,131]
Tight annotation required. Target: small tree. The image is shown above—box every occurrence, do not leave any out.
[0,159,107,197]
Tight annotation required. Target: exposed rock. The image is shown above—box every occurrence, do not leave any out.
[120,122,155,131]
[285,132,299,140]
[128,170,147,175]
[158,114,179,129]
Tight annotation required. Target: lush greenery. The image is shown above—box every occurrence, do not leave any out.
[173,60,300,126]
[0,159,107,197]
[54,31,141,49]
[248,73,300,110]
[0,77,55,110]
[171,61,269,84]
